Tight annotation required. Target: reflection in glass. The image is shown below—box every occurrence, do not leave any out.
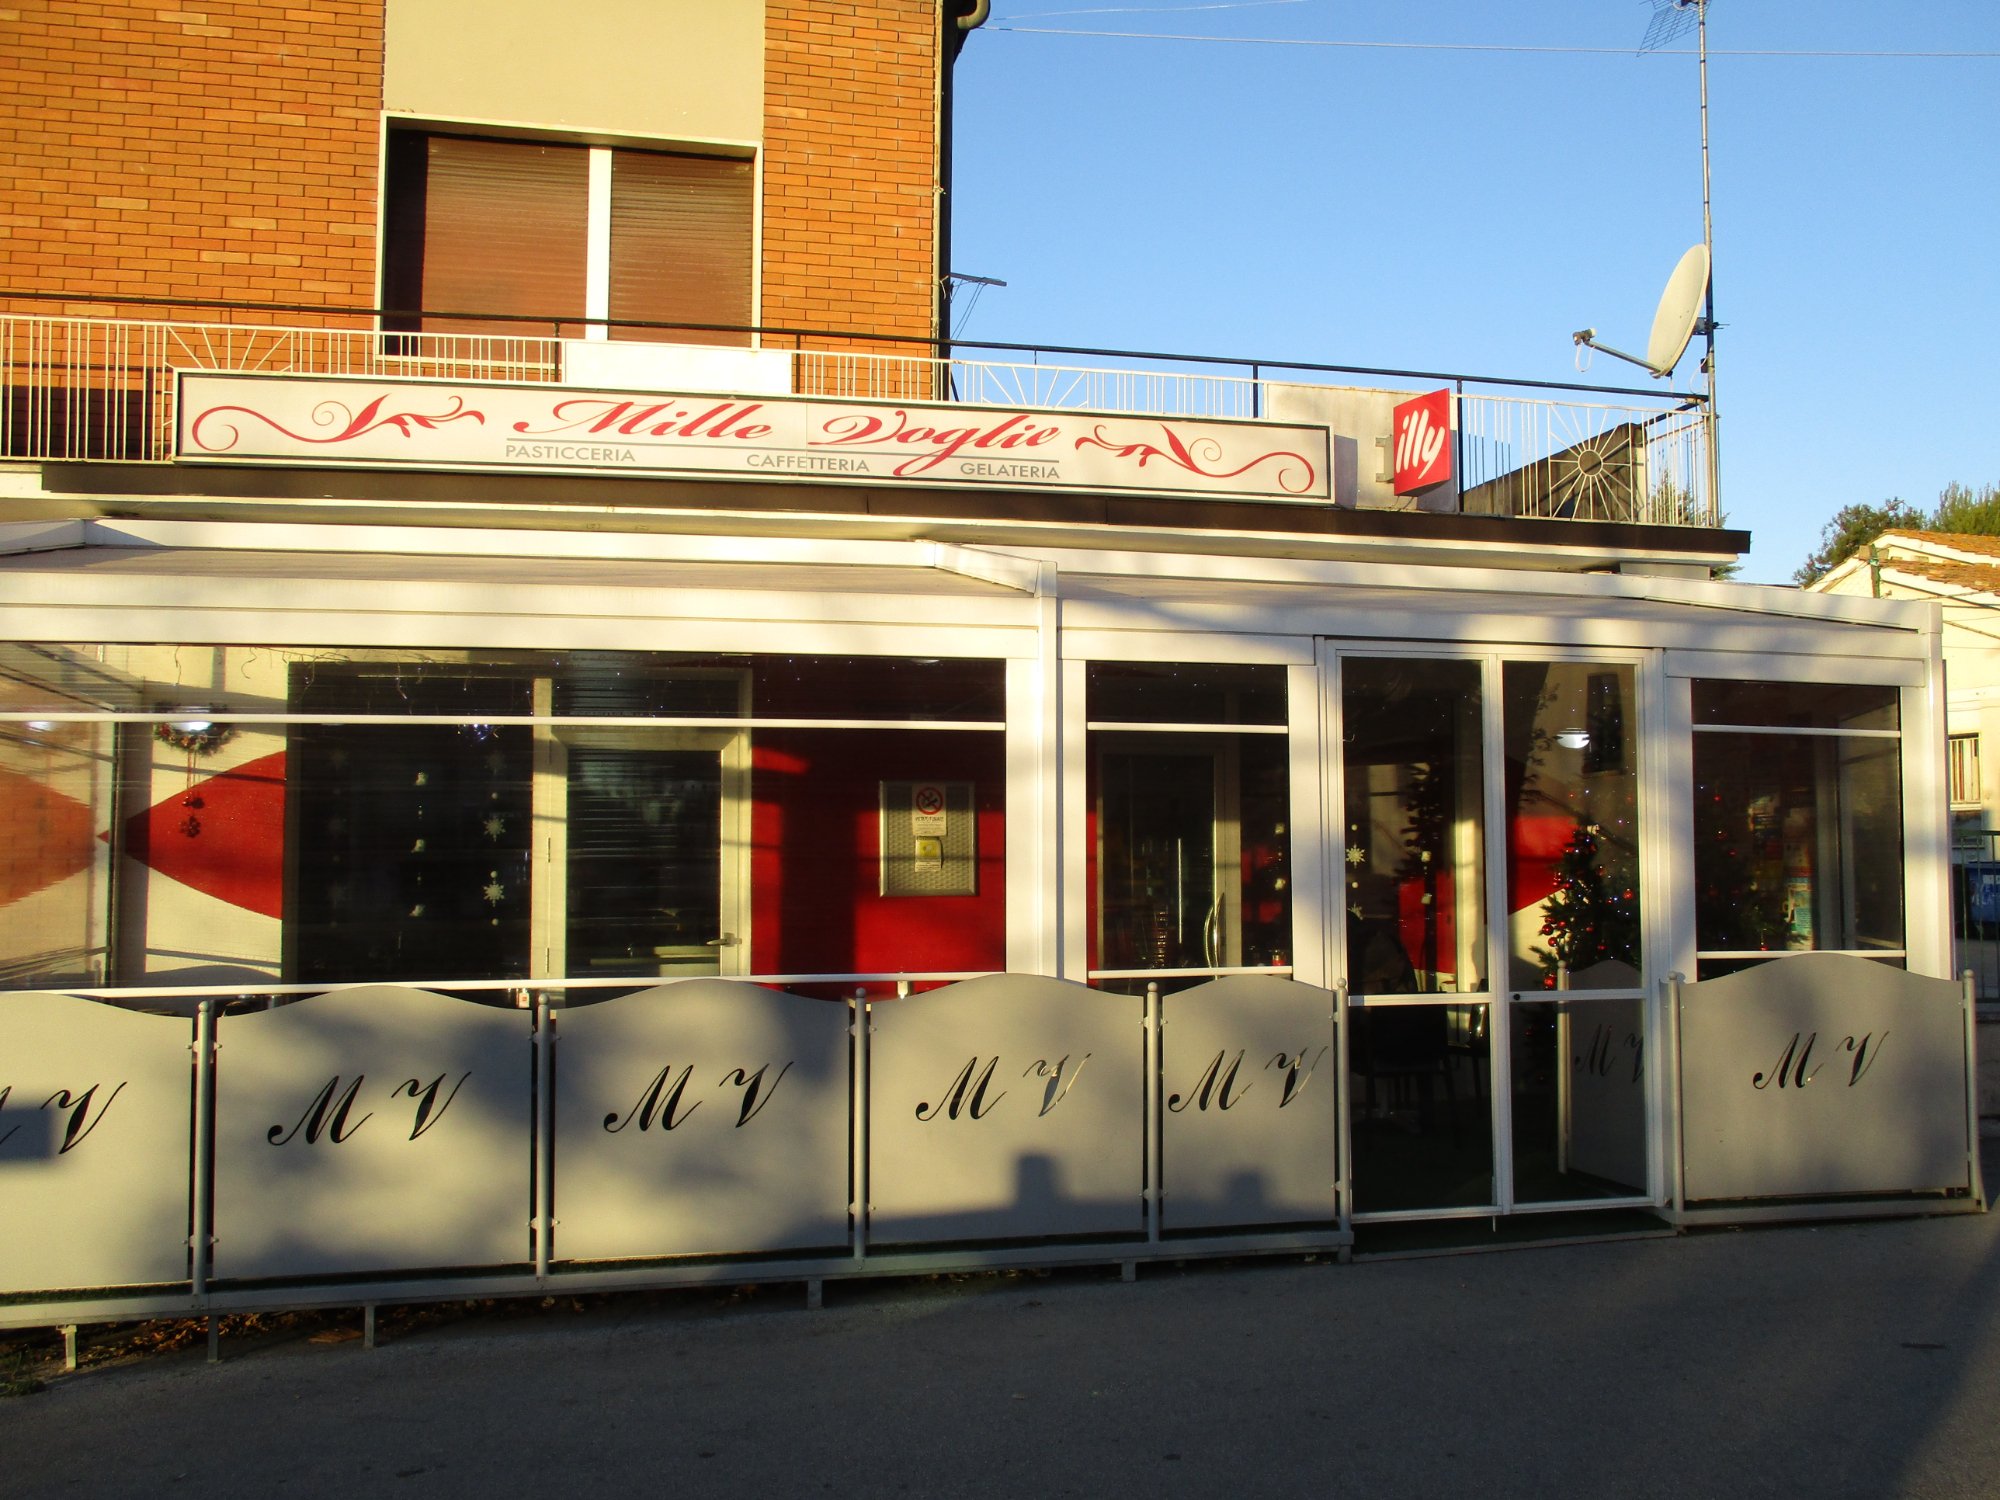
[1692,679,1898,733]
[1341,658,1486,995]
[0,717,114,988]
[0,643,1013,992]
[1348,1003,1494,1212]
[1511,1000,1648,1203]
[289,721,535,984]
[1504,663,1640,991]
[1693,723,1904,957]
[1087,662,1287,725]
[0,642,1008,723]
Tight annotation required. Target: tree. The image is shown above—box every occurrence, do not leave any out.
[1793,499,1922,586]
[1929,481,2000,535]
[1794,482,2000,587]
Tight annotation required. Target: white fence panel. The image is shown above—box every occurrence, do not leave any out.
[212,987,532,1280]
[551,982,850,1262]
[1159,977,1338,1232]
[868,976,1143,1245]
[0,995,194,1294]
[1678,954,1973,1203]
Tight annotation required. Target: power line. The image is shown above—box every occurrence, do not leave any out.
[987,25,2000,59]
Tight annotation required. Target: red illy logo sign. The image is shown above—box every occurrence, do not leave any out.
[1391,388,1454,496]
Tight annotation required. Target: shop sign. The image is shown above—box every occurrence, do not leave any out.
[175,372,1331,503]
[1391,388,1454,495]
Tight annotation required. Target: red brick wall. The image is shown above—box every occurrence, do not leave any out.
[763,0,941,353]
[0,0,384,325]
[1,1,947,343]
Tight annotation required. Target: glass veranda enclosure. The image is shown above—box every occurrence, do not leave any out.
[0,634,1943,1234]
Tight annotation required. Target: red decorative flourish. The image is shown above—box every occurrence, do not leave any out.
[189,394,485,452]
[1073,423,1317,495]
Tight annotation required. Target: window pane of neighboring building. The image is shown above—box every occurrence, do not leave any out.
[1949,732,1981,807]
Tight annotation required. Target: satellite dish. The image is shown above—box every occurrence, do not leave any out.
[1570,243,1711,379]
[1645,243,1710,375]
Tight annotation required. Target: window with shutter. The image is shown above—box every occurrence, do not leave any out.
[383,130,753,345]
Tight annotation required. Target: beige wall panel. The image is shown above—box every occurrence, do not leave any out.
[385,0,763,145]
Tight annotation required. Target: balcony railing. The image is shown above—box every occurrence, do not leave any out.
[0,305,1718,527]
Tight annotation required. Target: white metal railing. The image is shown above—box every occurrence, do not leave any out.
[1458,391,1713,527]
[1,311,1716,526]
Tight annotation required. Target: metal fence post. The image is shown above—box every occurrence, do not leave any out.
[534,997,554,1280]
[191,999,216,1307]
[851,989,871,1265]
[1145,982,1162,1245]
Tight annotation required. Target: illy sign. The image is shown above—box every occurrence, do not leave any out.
[1391,389,1454,496]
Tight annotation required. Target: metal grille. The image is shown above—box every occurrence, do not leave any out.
[1,311,1715,527]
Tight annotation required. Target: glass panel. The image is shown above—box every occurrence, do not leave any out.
[1349,1003,1495,1212]
[0,646,1006,724]
[0,648,1013,993]
[751,728,1006,982]
[1091,732,1291,981]
[1341,657,1487,995]
[1087,662,1286,725]
[0,718,114,988]
[564,745,722,978]
[289,722,535,984]
[1503,663,1641,991]
[1510,999,1648,1202]
[1693,680,1898,732]
[1693,723,1905,956]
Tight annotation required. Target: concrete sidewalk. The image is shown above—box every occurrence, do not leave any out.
[8,1190,2000,1500]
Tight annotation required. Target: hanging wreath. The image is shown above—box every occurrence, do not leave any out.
[154,721,235,756]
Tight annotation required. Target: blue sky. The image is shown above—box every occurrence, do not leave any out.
[947,1,1998,584]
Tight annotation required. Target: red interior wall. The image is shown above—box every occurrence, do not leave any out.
[750,729,1006,977]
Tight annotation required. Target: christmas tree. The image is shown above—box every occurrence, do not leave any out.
[1533,820,1639,987]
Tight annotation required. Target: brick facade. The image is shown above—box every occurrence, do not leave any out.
[763,0,941,350]
[2,1,944,341]
[0,0,385,325]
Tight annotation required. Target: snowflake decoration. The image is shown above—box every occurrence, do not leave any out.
[411,837,427,853]
[482,876,506,906]
[414,770,429,787]
[1345,845,1366,867]
[483,814,507,842]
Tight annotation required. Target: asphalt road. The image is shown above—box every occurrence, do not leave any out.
[8,1189,2000,1500]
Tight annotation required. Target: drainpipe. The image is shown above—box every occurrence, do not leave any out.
[936,2,991,361]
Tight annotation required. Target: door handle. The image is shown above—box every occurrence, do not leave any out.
[706,932,738,947]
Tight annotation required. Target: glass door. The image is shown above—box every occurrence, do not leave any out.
[1337,656,1495,1215]
[1333,651,1653,1220]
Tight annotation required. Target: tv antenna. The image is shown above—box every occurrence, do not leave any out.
[944,271,1007,338]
